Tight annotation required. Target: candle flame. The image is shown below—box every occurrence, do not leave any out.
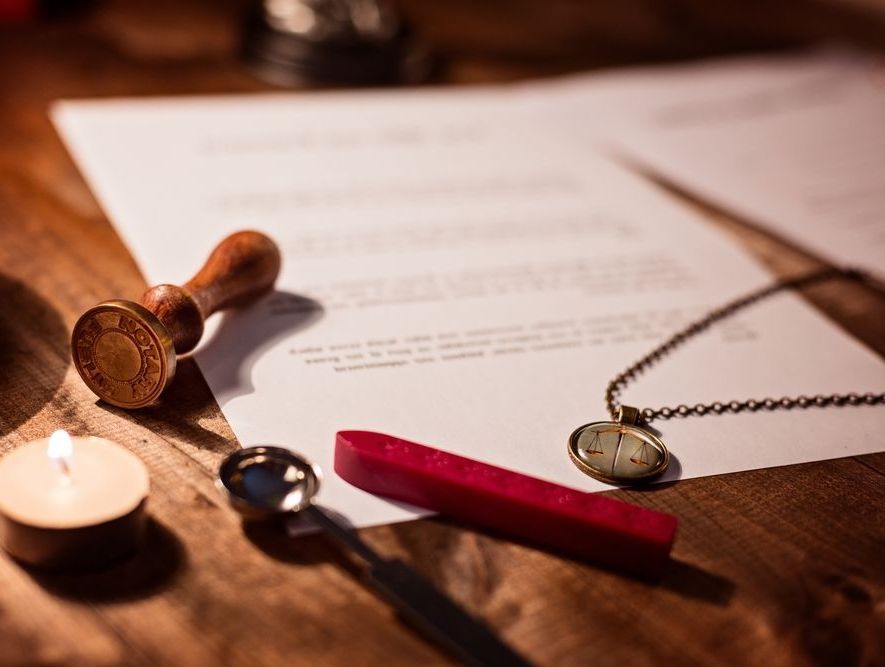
[48,429,73,478]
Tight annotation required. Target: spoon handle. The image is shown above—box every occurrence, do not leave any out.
[303,505,532,667]
[301,504,384,566]
[366,558,533,667]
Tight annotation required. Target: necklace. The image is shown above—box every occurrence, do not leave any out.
[567,267,885,485]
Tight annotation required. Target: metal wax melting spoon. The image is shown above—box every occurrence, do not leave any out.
[217,447,532,667]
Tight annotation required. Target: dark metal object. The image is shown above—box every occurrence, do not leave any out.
[218,446,532,667]
[605,267,885,422]
[242,0,432,86]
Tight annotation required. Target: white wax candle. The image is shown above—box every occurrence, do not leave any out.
[0,432,150,568]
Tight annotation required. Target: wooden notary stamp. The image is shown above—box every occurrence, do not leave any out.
[72,230,281,408]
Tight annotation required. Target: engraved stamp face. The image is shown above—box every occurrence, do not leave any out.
[72,304,169,408]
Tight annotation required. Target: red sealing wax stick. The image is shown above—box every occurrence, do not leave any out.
[335,431,677,578]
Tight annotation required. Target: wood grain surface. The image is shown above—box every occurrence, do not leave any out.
[1,1,884,666]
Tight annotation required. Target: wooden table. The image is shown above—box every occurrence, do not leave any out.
[1,2,883,665]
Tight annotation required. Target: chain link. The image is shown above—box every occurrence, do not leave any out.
[605,267,885,421]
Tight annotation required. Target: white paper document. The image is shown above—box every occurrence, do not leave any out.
[536,50,885,274]
[53,80,884,528]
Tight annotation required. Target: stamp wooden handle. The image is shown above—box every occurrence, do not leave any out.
[141,231,281,354]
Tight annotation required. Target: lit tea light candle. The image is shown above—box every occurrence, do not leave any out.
[0,431,149,569]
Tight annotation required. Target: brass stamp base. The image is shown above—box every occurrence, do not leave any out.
[71,300,175,408]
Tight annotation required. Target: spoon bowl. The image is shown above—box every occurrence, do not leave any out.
[217,446,321,520]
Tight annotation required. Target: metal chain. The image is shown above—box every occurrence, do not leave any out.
[604,267,885,422]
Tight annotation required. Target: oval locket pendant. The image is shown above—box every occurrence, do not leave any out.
[568,406,669,485]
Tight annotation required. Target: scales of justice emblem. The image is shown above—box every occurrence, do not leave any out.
[568,410,669,484]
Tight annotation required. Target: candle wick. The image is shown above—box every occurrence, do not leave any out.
[56,456,72,480]
[47,430,75,481]
[55,456,72,485]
